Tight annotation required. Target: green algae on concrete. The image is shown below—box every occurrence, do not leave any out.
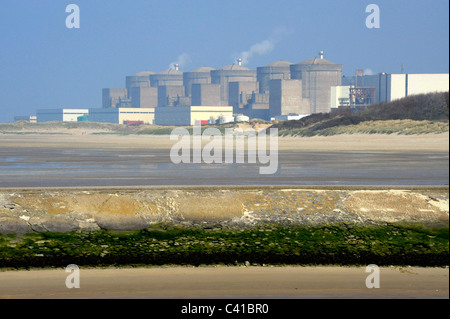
[0,223,448,269]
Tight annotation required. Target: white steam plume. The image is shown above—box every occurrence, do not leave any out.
[169,53,191,70]
[364,68,375,75]
[240,40,275,65]
[237,27,289,65]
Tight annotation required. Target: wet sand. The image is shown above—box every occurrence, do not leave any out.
[0,266,447,299]
[0,133,448,187]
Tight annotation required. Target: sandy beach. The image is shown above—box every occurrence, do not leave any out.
[0,266,447,299]
[0,132,448,152]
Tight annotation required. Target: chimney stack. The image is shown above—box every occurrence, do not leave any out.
[319,51,324,59]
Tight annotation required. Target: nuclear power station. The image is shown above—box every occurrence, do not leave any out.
[96,52,345,125]
[26,51,449,125]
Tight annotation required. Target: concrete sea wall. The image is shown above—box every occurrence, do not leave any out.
[0,186,448,234]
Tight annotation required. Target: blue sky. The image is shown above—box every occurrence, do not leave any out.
[0,0,448,122]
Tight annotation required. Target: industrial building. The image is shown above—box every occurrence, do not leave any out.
[272,114,309,121]
[88,108,155,124]
[331,72,449,110]
[150,67,183,87]
[102,88,128,108]
[99,52,342,124]
[32,51,448,125]
[36,109,89,123]
[210,59,257,107]
[131,87,158,108]
[104,52,342,125]
[257,60,293,94]
[126,71,153,94]
[330,86,352,109]
[233,53,342,120]
[290,52,342,114]
[357,72,449,104]
[269,79,304,118]
[183,66,215,97]
[191,83,222,106]
[155,106,233,126]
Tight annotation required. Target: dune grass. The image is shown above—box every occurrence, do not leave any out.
[278,120,449,137]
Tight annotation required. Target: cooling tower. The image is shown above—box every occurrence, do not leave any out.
[183,66,215,97]
[257,60,293,94]
[290,55,342,113]
[150,68,183,87]
[210,62,256,104]
[125,71,153,98]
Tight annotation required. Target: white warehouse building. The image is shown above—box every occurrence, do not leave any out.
[36,109,89,123]
[330,85,352,109]
[358,73,449,104]
[88,108,156,124]
[331,73,449,109]
[155,106,234,126]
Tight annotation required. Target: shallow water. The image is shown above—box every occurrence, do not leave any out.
[0,147,448,187]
